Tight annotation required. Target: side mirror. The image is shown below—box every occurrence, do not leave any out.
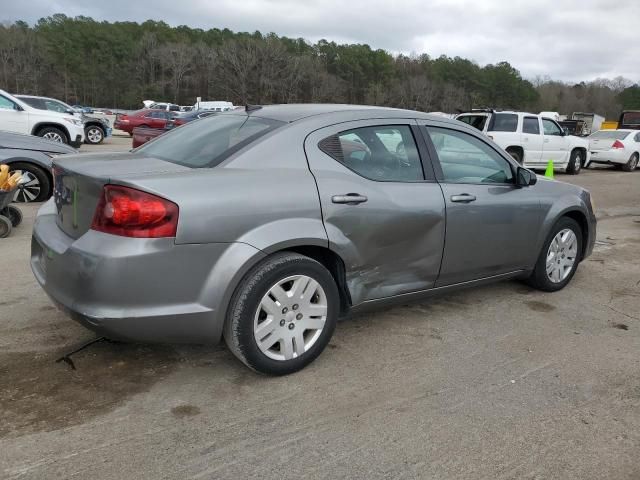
[516,167,537,187]
[561,128,568,136]
[14,104,23,112]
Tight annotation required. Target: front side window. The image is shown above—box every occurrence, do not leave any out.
[135,114,284,168]
[542,119,563,136]
[0,96,18,111]
[427,127,514,184]
[488,113,518,132]
[522,117,540,134]
[318,125,423,182]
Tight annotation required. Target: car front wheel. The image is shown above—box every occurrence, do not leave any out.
[9,162,51,203]
[224,252,339,375]
[85,125,105,144]
[527,217,583,292]
[566,150,583,175]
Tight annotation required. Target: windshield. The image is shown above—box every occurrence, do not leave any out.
[589,130,630,140]
[621,112,640,126]
[135,114,284,168]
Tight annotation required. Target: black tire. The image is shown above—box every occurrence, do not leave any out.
[506,148,523,165]
[526,217,583,292]
[0,215,12,238]
[566,149,583,175]
[36,126,69,144]
[9,162,51,203]
[223,252,339,375]
[5,205,22,227]
[84,125,105,144]
[621,153,639,172]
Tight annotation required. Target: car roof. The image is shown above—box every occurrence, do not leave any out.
[222,103,457,124]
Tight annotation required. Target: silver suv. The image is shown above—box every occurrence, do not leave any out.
[32,105,596,374]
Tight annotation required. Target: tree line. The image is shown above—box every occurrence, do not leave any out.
[1,14,639,118]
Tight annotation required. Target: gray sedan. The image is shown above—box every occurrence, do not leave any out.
[31,105,596,375]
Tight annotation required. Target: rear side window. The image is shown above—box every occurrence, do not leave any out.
[488,113,518,132]
[522,117,540,134]
[589,130,630,140]
[135,114,284,168]
[318,125,423,182]
[457,115,488,131]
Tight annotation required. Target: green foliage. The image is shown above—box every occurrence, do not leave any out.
[0,15,604,114]
[618,85,640,110]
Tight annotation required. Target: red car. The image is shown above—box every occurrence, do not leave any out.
[114,109,176,134]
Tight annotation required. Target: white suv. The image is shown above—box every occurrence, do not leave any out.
[455,110,590,174]
[0,89,85,147]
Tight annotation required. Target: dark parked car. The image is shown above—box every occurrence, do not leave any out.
[130,111,217,148]
[16,95,112,145]
[171,110,216,127]
[114,109,176,134]
[0,131,75,202]
[32,105,596,375]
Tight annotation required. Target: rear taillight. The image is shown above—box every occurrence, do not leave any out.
[91,185,178,238]
[612,140,624,149]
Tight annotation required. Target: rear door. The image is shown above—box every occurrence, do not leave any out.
[521,116,543,165]
[542,118,568,163]
[419,123,542,286]
[0,94,29,134]
[305,119,446,304]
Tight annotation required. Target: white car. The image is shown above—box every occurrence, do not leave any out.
[456,110,590,174]
[588,129,640,172]
[0,89,85,147]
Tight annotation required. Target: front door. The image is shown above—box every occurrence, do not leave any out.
[0,95,29,134]
[305,119,446,305]
[542,118,568,165]
[420,124,542,286]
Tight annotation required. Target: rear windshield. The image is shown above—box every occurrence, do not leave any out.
[488,113,518,132]
[589,130,631,140]
[135,114,284,168]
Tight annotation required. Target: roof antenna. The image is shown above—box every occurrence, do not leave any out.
[245,104,262,113]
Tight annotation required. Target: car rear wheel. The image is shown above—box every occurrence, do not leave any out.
[566,150,582,175]
[85,125,105,144]
[224,252,339,375]
[10,162,51,203]
[526,217,582,292]
[621,153,638,172]
[37,126,69,144]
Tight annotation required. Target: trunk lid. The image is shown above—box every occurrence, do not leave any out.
[589,138,616,152]
[53,152,189,239]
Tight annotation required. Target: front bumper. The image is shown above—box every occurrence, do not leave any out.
[31,200,263,344]
[70,134,83,148]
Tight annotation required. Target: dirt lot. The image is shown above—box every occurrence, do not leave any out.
[1,147,639,479]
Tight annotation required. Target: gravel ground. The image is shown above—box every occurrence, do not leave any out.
[0,149,638,479]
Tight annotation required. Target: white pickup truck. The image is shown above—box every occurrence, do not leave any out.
[456,110,590,174]
[0,89,85,147]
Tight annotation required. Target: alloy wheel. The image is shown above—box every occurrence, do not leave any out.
[546,228,578,283]
[42,132,63,143]
[12,171,40,203]
[87,127,103,143]
[253,275,328,361]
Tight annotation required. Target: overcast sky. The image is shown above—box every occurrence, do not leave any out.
[4,0,638,83]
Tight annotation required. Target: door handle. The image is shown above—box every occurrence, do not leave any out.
[332,193,368,205]
[544,138,550,143]
[450,194,476,203]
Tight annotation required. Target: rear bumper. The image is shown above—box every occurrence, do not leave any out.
[31,199,263,344]
[588,149,628,165]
